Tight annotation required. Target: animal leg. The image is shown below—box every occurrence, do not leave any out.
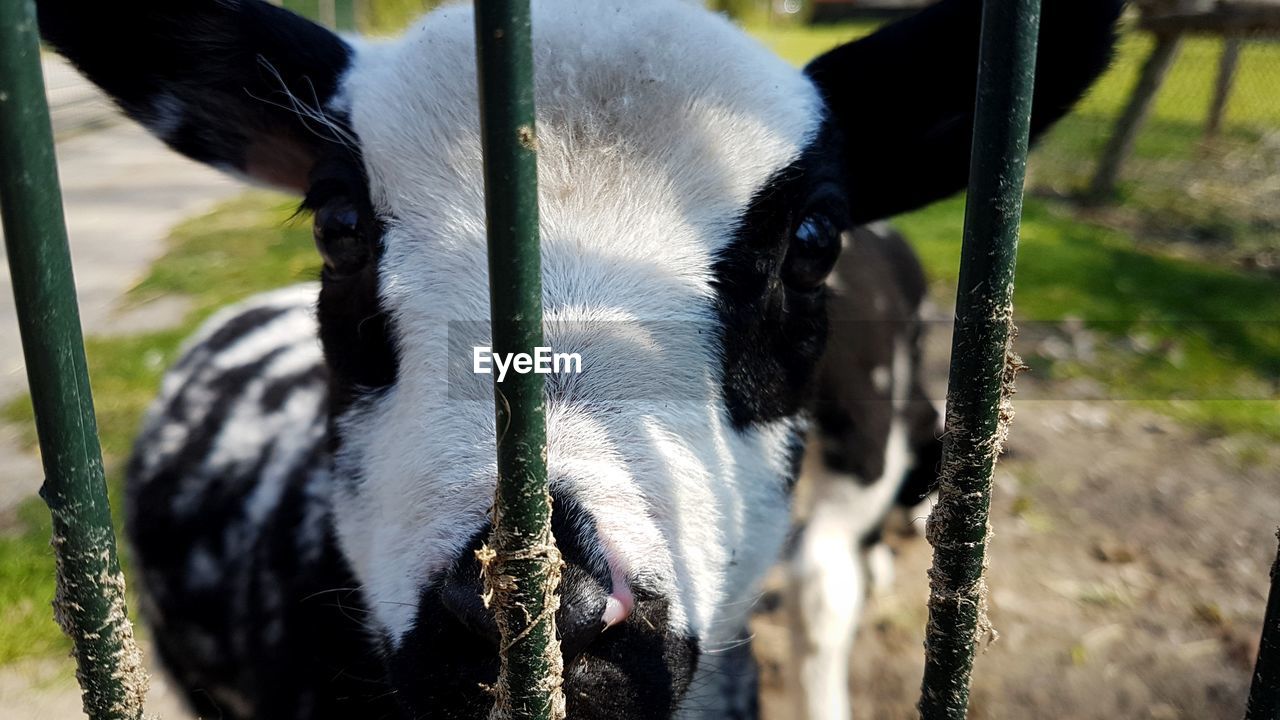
[787,482,868,720]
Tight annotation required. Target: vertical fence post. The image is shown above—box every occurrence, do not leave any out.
[916,0,1041,718]
[0,1,147,718]
[1246,530,1280,719]
[473,2,564,719]
[1205,37,1242,141]
[1087,31,1180,201]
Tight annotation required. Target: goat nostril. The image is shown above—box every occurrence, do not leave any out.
[556,563,628,662]
[602,571,634,630]
[439,578,500,646]
[559,618,605,665]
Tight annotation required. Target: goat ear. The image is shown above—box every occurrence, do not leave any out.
[37,0,353,192]
[805,0,1123,225]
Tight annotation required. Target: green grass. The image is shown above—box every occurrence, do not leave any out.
[1075,30,1280,131]
[898,195,1280,437]
[758,18,1280,129]
[0,501,70,664]
[1034,31,1280,251]
[751,18,880,63]
[361,0,440,34]
[0,194,316,665]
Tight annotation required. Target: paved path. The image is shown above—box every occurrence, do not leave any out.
[0,58,244,515]
[1,651,194,720]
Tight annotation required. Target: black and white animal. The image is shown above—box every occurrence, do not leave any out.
[37,1,1119,718]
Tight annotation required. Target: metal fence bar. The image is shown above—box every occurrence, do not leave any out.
[473,2,564,719]
[1246,531,1280,719]
[917,0,1042,717]
[0,1,147,718]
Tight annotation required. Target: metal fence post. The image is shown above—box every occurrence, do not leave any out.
[916,0,1042,718]
[473,1,564,719]
[0,1,147,718]
[1246,531,1280,719]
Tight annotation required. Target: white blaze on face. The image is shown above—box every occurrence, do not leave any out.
[330,0,824,648]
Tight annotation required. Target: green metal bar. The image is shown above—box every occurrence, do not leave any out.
[473,2,563,719]
[917,0,1041,718]
[0,1,146,719]
[1246,530,1280,719]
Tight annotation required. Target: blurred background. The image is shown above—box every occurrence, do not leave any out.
[0,1,1276,717]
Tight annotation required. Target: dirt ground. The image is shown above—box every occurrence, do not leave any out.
[754,328,1280,720]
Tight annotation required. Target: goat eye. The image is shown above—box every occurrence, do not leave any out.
[782,213,841,290]
[313,199,368,275]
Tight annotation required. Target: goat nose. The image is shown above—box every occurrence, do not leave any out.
[556,564,609,662]
[438,567,501,645]
[439,495,632,663]
[437,551,616,662]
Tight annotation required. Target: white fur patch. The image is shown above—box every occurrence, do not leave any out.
[330,0,824,652]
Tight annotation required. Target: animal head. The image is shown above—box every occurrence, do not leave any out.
[40,0,1119,716]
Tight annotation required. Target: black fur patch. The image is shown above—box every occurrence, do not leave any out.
[814,225,940,498]
[37,0,354,189]
[712,122,847,431]
[126,301,396,720]
[805,0,1123,224]
[304,150,400,418]
[387,495,698,719]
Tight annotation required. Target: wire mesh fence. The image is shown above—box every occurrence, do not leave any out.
[1031,11,1280,272]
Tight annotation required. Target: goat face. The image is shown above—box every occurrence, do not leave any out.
[322,6,830,712]
[39,0,1120,717]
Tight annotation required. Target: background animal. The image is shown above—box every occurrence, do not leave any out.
[35,0,1120,717]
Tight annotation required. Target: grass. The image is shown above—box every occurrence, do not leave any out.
[1031,29,1280,256]
[750,17,880,61]
[1074,30,1280,131]
[2,16,1277,668]
[898,195,1280,437]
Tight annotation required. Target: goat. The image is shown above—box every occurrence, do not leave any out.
[36,1,1120,718]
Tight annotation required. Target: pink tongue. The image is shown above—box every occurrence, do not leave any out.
[602,570,634,629]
